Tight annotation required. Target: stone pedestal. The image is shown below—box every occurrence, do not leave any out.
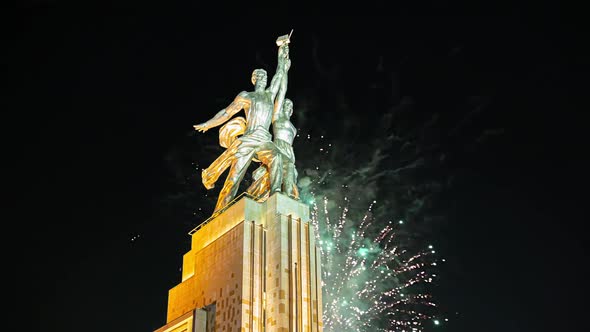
[155,192,323,332]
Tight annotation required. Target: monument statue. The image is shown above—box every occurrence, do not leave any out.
[156,31,323,332]
[194,33,292,213]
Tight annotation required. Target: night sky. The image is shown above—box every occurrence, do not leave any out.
[17,3,586,332]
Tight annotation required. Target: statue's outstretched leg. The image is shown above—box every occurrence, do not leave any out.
[202,140,241,189]
[213,150,255,213]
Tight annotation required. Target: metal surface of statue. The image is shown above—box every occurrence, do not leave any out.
[194,35,291,213]
[247,98,299,200]
[247,36,298,201]
[272,98,299,199]
[200,117,246,190]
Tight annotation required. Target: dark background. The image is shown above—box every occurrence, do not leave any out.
[14,2,586,332]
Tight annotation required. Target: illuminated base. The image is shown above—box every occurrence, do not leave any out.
[154,308,208,332]
[155,192,323,332]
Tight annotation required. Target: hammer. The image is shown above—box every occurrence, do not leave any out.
[276,29,293,47]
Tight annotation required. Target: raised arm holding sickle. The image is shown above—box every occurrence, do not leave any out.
[193,35,291,214]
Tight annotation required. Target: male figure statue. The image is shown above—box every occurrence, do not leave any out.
[194,42,291,213]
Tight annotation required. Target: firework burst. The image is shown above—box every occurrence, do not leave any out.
[310,195,443,331]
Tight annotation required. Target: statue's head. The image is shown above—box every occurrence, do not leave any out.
[251,69,268,88]
[284,98,293,118]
